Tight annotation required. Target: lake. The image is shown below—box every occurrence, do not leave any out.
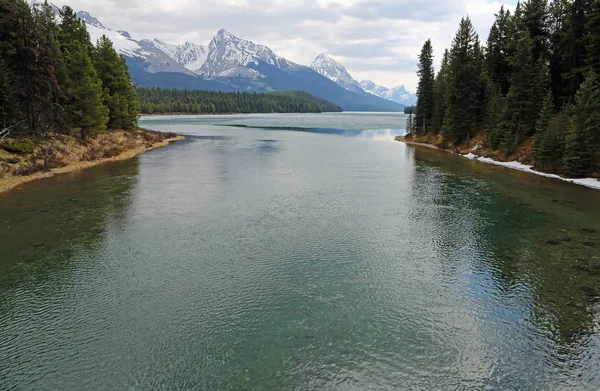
[1,112,600,390]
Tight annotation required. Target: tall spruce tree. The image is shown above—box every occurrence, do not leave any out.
[533,91,560,170]
[563,72,600,176]
[432,49,449,132]
[548,0,570,107]
[92,35,138,129]
[31,1,68,134]
[415,39,435,134]
[0,58,19,134]
[443,17,484,144]
[586,0,600,76]
[487,6,514,95]
[57,6,107,138]
[502,33,548,153]
[521,0,549,62]
[560,0,590,103]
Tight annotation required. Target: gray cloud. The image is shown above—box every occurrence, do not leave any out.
[53,0,518,90]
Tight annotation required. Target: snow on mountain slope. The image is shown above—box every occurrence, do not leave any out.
[86,24,148,58]
[76,11,106,29]
[360,80,417,106]
[199,29,301,78]
[72,10,195,75]
[143,39,208,74]
[310,53,362,93]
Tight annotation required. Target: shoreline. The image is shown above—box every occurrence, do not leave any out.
[396,136,600,191]
[0,132,184,194]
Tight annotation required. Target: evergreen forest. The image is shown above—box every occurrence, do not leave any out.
[0,1,138,140]
[410,0,600,178]
[137,88,342,115]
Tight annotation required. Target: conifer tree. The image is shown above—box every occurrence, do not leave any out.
[92,35,138,129]
[485,89,508,150]
[533,91,558,169]
[443,17,484,144]
[586,0,600,76]
[0,58,19,133]
[406,113,415,135]
[487,6,514,95]
[415,39,435,134]
[548,0,570,107]
[521,0,549,62]
[57,6,108,138]
[31,1,68,134]
[503,34,547,152]
[563,72,600,176]
[432,49,449,132]
[560,0,590,103]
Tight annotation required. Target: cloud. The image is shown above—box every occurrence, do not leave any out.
[52,0,518,90]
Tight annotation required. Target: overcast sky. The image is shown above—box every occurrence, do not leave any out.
[50,0,517,91]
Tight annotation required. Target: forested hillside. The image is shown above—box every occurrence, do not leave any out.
[0,1,138,140]
[137,88,342,114]
[409,0,600,178]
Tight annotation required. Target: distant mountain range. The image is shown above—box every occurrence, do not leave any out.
[359,81,417,106]
[46,4,415,111]
[310,54,417,106]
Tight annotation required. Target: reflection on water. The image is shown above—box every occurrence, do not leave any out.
[0,113,599,390]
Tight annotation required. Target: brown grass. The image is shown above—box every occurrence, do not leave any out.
[0,129,183,193]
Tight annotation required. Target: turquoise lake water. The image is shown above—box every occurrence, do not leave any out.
[1,113,599,390]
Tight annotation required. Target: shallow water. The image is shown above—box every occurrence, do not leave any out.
[1,113,599,390]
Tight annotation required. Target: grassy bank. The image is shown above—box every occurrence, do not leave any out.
[0,129,183,193]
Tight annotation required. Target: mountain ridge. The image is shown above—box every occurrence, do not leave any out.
[41,3,406,112]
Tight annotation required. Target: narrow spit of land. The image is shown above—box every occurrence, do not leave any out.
[0,129,183,193]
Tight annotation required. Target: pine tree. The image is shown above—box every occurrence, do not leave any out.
[563,72,600,176]
[432,49,449,132]
[487,6,515,95]
[443,17,484,144]
[416,39,435,134]
[0,58,19,133]
[485,89,508,150]
[31,1,68,134]
[586,0,600,76]
[548,0,570,107]
[560,0,590,104]
[406,113,415,135]
[503,33,548,152]
[92,35,138,130]
[532,91,561,171]
[521,0,549,62]
[57,6,108,138]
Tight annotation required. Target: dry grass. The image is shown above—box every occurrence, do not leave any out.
[0,129,183,193]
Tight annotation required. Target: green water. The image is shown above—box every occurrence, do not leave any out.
[1,113,600,390]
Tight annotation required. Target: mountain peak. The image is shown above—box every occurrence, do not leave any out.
[76,11,106,29]
[32,2,61,17]
[311,53,362,93]
[360,80,416,105]
[201,29,299,78]
[216,28,236,40]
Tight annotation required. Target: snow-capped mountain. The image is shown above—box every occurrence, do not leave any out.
[199,29,301,78]
[310,53,363,93]
[143,39,208,74]
[76,11,105,29]
[39,4,405,111]
[360,80,417,106]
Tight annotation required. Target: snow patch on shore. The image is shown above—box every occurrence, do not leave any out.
[462,153,600,190]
